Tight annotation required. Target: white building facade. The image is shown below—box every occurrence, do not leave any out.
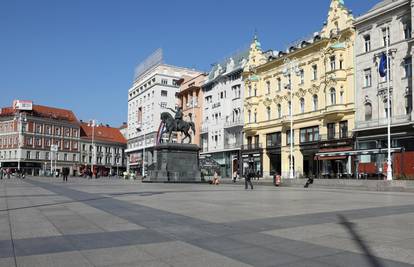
[354,0,414,178]
[200,51,248,177]
[126,52,201,174]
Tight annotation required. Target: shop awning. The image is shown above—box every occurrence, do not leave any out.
[315,147,403,159]
[316,155,347,160]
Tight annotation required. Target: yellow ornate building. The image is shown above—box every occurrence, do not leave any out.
[242,0,355,178]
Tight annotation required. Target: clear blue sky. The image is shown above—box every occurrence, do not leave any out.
[0,0,378,126]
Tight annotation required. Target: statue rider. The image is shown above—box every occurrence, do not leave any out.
[166,106,184,129]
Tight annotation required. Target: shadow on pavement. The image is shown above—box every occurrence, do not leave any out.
[337,214,384,267]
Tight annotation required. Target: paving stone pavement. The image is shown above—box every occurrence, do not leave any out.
[1,177,414,266]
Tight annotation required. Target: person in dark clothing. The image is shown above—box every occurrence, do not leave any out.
[62,168,69,182]
[245,165,254,190]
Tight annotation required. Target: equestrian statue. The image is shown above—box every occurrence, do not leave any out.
[160,105,196,144]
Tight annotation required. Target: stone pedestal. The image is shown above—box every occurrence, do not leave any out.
[145,143,201,183]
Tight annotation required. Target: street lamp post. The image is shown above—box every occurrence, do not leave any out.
[88,120,97,178]
[385,27,393,181]
[15,112,26,172]
[283,57,300,179]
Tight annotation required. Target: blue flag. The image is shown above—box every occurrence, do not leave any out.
[379,53,388,77]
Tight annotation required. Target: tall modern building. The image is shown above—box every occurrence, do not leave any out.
[242,0,355,178]
[354,0,414,178]
[200,50,248,177]
[126,49,201,174]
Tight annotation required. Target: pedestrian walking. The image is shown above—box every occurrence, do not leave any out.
[245,165,254,190]
[212,170,220,185]
[62,168,69,182]
[0,168,3,180]
[232,170,237,183]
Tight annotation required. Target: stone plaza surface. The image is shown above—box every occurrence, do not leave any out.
[0,177,414,267]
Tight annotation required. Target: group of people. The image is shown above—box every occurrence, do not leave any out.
[0,168,25,179]
[209,164,255,190]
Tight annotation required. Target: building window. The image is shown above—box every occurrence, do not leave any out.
[266,81,271,94]
[277,104,282,118]
[161,79,168,85]
[73,129,78,137]
[45,125,51,135]
[300,98,305,113]
[300,126,319,143]
[330,88,336,105]
[312,65,317,80]
[364,35,371,52]
[404,57,412,78]
[299,69,304,84]
[26,151,31,159]
[364,69,372,87]
[64,141,70,149]
[267,107,271,120]
[365,103,372,121]
[339,121,348,138]
[160,102,167,108]
[64,128,70,137]
[312,95,318,111]
[277,78,282,91]
[339,60,343,70]
[286,130,294,145]
[45,152,49,160]
[248,110,251,123]
[382,27,390,46]
[172,79,179,86]
[254,112,257,123]
[55,127,60,136]
[404,21,412,39]
[64,153,67,161]
[248,86,252,97]
[266,132,281,148]
[35,151,39,160]
[287,74,292,88]
[288,101,292,116]
[327,123,336,140]
[330,56,336,71]
[254,86,257,96]
[36,124,42,133]
[406,92,413,114]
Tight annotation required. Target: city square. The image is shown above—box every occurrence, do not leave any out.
[1,177,414,266]
[2,0,414,266]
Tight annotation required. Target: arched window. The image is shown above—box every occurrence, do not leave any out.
[288,101,292,116]
[300,98,305,113]
[330,88,336,105]
[312,95,318,111]
[248,110,251,123]
[267,107,271,121]
[277,104,282,118]
[365,103,372,121]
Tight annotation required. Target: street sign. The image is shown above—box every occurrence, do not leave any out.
[50,144,58,152]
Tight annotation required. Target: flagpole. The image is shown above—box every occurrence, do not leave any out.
[386,27,392,181]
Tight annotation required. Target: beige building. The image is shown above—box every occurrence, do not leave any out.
[177,73,207,146]
[242,0,355,178]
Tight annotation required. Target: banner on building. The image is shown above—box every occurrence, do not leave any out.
[13,100,33,111]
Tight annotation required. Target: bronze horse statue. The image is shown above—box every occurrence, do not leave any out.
[160,112,196,143]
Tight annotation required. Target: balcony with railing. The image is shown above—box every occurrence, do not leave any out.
[319,131,353,141]
[200,124,209,133]
[355,114,412,130]
[224,119,243,128]
[224,141,243,150]
[241,143,263,151]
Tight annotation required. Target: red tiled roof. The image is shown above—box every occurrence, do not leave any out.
[80,123,127,144]
[0,105,78,123]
